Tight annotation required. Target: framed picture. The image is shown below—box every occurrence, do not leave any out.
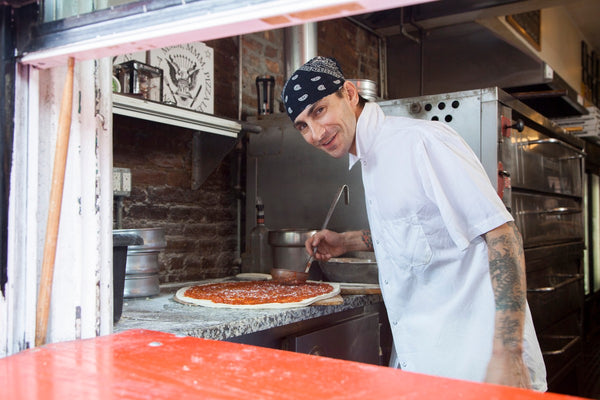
[150,42,214,114]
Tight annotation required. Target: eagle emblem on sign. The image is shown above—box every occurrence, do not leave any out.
[150,43,214,113]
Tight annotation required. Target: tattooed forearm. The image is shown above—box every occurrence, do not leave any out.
[484,222,531,385]
[496,315,522,348]
[361,230,373,251]
[485,222,527,350]
[485,222,526,313]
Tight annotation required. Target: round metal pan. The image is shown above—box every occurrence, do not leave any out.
[318,251,378,284]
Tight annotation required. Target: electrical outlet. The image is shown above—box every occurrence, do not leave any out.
[113,169,122,192]
[113,168,132,197]
[122,170,132,193]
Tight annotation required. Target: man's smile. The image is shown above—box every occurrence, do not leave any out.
[321,133,337,148]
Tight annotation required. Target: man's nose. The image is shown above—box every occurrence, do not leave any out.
[311,123,326,145]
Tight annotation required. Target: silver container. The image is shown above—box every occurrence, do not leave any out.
[124,274,161,298]
[268,229,317,271]
[114,227,166,298]
[348,79,378,101]
[124,250,160,274]
[319,251,378,284]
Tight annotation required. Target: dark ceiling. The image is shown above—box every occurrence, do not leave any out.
[351,0,599,53]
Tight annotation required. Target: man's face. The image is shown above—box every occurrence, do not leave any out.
[292,82,359,158]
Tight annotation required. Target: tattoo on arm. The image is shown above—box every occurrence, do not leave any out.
[485,222,527,348]
[360,230,373,251]
[496,315,521,349]
[486,222,525,312]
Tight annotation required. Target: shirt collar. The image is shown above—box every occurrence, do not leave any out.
[348,102,385,169]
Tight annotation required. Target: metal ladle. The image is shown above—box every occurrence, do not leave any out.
[272,184,350,284]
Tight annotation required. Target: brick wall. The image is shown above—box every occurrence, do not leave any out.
[113,116,239,283]
[113,19,380,284]
[318,18,380,84]
[239,29,286,118]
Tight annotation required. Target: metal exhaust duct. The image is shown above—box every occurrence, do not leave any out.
[284,23,318,78]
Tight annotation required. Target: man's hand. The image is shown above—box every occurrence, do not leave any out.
[305,229,373,261]
[484,221,531,389]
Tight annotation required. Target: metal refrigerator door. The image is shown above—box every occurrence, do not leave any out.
[284,312,381,365]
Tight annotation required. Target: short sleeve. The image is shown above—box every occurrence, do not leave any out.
[416,123,513,250]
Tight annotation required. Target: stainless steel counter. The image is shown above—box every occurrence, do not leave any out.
[114,279,384,341]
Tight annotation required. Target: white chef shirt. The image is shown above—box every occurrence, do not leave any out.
[349,102,547,391]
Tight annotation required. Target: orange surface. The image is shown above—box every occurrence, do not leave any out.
[0,329,588,399]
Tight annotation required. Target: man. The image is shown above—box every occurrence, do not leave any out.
[282,56,546,390]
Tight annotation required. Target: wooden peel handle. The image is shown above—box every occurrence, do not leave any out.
[35,57,75,347]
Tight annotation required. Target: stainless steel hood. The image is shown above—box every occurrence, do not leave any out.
[503,64,588,118]
[382,20,589,118]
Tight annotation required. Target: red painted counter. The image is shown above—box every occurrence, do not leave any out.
[0,329,587,399]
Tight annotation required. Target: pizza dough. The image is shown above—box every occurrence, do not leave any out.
[174,281,340,309]
[234,273,272,281]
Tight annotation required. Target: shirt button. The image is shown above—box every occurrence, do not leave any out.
[401,361,407,368]
[384,279,389,285]
[392,320,397,325]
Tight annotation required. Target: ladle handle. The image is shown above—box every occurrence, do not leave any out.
[304,254,314,273]
[307,185,350,272]
[320,184,349,231]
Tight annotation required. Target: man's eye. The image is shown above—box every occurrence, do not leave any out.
[315,106,325,115]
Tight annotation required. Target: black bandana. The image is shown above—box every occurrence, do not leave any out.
[281,56,345,122]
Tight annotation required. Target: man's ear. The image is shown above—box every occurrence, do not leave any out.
[343,81,360,105]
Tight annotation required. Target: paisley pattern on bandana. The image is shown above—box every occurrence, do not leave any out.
[281,56,345,122]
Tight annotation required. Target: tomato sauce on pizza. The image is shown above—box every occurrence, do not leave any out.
[183,281,335,305]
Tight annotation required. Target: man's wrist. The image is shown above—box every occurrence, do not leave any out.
[359,229,373,251]
[341,230,373,252]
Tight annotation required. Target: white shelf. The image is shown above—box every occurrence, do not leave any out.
[112,93,241,138]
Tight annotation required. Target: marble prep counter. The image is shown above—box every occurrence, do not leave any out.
[114,279,389,364]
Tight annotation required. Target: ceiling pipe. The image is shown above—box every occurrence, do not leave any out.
[400,7,420,44]
[284,23,318,79]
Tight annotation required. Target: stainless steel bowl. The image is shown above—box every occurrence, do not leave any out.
[319,251,378,284]
[268,229,317,247]
[268,229,317,271]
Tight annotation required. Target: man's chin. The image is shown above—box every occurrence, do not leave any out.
[322,148,345,159]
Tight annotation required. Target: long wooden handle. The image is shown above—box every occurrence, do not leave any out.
[35,57,75,347]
